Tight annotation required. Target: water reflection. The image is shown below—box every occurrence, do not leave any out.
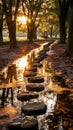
[40,91,57,113]
[16,56,28,81]
[16,56,27,68]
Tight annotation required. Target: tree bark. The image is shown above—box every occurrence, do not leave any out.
[58,0,69,44]
[0,14,3,42]
[66,3,73,56]
[27,21,37,41]
[2,0,20,48]
[50,26,53,38]
[59,13,66,44]
[0,20,3,42]
[7,19,17,48]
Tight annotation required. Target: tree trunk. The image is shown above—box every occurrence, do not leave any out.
[7,19,17,48]
[58,0,69,44]
[0,16,3,42]
[2,0,20,48]
[27,21,37,41]
[27,26,33,41]
[0,22,3,42]
[59,16,66,43]
[50,26,53,38]
[33,26,37,39]
[66,5,73,56]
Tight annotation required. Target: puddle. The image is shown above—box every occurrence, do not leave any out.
[0,42,73,130]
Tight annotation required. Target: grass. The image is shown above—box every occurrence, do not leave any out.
[0,36,53,46]
[2,36,45,42]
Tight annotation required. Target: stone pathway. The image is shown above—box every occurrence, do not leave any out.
[0,41,51,130]
[0,40,73,130]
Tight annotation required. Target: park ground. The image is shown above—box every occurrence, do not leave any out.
[0,39,73,130]
[0,39,73,88]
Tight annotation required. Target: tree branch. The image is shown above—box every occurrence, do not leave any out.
[14,0,21,21]
[58,0,62,8]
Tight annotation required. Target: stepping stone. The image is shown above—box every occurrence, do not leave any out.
[34,57,43,61]
[8,117,38,130]
[43,43,49,48]
[26,84,44,92]
[17,91,39,101]
[24,72,37,77]
[25,67,37,72]
[44,48,49,51]
[30,63,43,68]
[30,61,40,65]
[43,46,49,51]
[21,101,47,116]
[33,59,41,63]
[38,53,47,59]
[33,56,46,62]
[28,77,44,83]
[39,51,46,55]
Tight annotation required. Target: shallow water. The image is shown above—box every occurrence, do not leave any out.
[0,42,73,130]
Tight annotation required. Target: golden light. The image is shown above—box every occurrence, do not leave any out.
[16,56,28,69]
[17,16,27,25]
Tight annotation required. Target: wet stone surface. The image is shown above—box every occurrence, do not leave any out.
[17,91,39,101]
[21,101,47,116]
[28,77,44,83]
[43,47,49,51]
[30,63,43,68]
[8,116,38,130]
[26,84,44,92]
[25,67,37,72]
[24,72,37,77]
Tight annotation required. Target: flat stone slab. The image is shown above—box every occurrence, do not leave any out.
[8,117,38,130]
[17,91,39,101]
[44,48,49,51]
[34,55,47,61]
[28,77,44,83]
[30,61,40,64]
[38,54,48,58]
[38,51,46,55]
[25,67,37,72]
[31,63,43,68]
[26,84,44,92]
[21,101,47,116]
[43,46,49,51]
[34,57,43,61]
[24,72,37,77]
[33,59,41,63]
[43,43,49,48]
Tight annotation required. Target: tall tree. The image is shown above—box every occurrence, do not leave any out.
[2,0,20,48]
[22,0,44,41]
[0,2,3,42]
[58,0,69,44]
[66,0,73,56]
[37,0,59,39]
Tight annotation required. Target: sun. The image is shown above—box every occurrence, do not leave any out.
[17,16,27,25]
